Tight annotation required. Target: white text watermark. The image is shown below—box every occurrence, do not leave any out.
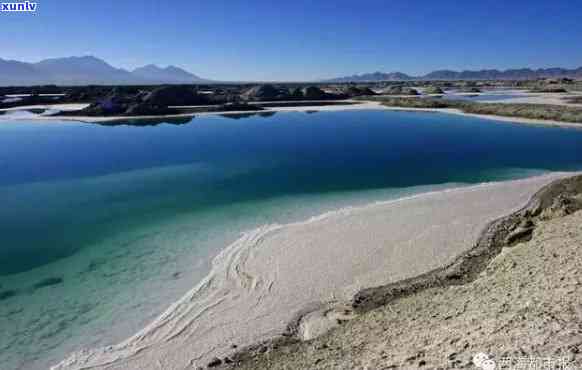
[1,1,37,12]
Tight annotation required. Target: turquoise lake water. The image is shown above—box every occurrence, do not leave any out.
[2,110,582,369]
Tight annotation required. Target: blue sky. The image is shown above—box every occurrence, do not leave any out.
[2,0,582,81]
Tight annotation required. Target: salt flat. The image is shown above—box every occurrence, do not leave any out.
[53,172,573,370]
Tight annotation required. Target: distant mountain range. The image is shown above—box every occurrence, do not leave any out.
[327,67,582,82]
[0,56,209,86]
[3,56,582,86]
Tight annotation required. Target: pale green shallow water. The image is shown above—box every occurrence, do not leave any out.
[1,110,582,369]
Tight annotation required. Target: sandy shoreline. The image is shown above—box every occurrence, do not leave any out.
[52,172,576,370]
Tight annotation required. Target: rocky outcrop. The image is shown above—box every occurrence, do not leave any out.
[66,86,209,116]
[122,86,209,115]
[302,86,327,99]
[381,86,419,95]
[78,88,135,115]
[340,86,376,97]
[142,85,207,106]
[423,86,445,94]
[289,87,304,99]
[242,85,289,101]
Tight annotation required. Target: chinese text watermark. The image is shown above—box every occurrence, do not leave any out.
[473,352,577,370]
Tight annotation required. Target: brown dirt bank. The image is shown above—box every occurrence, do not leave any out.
[210,175,582,369]
[360,96,582,124]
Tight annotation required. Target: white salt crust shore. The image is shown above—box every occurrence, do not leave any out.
[0,101,381,123]
[52,172,575,370]
[381,106,582,129]
[2,99,582,129]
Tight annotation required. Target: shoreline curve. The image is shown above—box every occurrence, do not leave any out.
[51,172,577,370]
[2,100,582,129]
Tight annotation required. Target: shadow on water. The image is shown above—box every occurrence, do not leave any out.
[97,116,194,127]
[219,111,278,120]
[0,277,64,302]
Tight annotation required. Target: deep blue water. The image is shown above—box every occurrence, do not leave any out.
[1,109,582,370]
[1,110,582,275]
